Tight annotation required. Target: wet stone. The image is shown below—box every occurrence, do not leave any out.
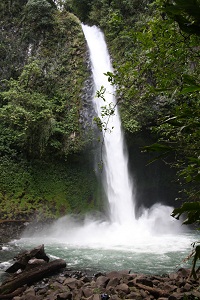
[57,292,73,299]
[82,286,93,298]
[95,275,109,288]
[116,283,130,294]
[136,277,153,287]
[107,277,120,288]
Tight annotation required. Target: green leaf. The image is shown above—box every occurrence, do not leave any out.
[144,143,173,153]
[181,85,200,94]
[171,202,200,225]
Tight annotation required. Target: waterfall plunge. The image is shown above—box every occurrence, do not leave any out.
[82,25,135,225]
[18,26,194,270]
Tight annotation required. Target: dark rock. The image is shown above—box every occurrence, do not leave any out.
[94,272,106,278]
[106,270,130,281]
[51,281,68,292]
[189,290,200,298]
[177,268,190,278]
[56,276,66,284]
[127,280,135,287]
[126,291,142,299]
[107,277,120,288]
[136,277,154,287]
[93,295,101,300]
[23,295,39,300]
[95,276,109,288]
[63,277,78,289]
[168,292,183,300]
[115,283,130,294]
[82,287,93,298]
[158,283,177,292]
[73,288,83,299]
[24,286,35,296]
[169,273,179,280]
[57,292,73,299]
[140,288,149,297]
[82,275,91,283]
[182,282,192,291]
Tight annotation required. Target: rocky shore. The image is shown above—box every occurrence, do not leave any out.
[0,220,27,244]
[0,245,200,300]
[3,267,200,300]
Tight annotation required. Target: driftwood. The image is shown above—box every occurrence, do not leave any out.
[6,244,49,273]
[0,286,26,299]
[134,282,169,298]
[0,259,66,295]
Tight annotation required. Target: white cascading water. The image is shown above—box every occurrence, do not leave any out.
[21,25,189,245]
[5,25,195,276]
[82,24,135,225]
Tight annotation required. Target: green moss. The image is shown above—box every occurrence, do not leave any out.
[0,4,103,221]
[0,155,101,221]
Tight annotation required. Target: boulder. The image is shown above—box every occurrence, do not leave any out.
[136,277,154,287]
[106,277,120,288]
[115,283,130,294]
[95,276,109,288]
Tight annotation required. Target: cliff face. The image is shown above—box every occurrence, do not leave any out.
[0,1,180,221]
[0,1,89,159]
[0,1,102,221]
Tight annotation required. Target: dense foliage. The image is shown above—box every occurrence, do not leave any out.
[0,0,100,219]
[0,0,199,224]
[0,1,88,160]
[71,0,200,227]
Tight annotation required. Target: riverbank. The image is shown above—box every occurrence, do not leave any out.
[1,222,199,299]
[0,243,200,300]
[0,262,200,300]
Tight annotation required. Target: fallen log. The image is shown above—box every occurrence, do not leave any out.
[0,286,26,299]
[134,282,169,298]
[6,244,49,273]
[0,259,66,295]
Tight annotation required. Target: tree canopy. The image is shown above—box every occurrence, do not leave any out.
[0,0,199,224]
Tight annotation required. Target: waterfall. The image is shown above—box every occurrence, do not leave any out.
[82,25,135,225]
[14,25,194,276]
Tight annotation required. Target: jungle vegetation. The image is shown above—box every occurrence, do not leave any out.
[0,0,199,228]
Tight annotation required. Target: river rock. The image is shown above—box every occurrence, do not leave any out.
[136,277,154,287]
[57,291,73,299]
[107,277,120,288]
[95,275,109,288]
[1,246,200,300]
[82,286,94,297]
[116,283,130,294]
[64,277,79,289]
[168,293,183,300]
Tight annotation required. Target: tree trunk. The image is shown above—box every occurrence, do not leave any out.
[0,259,66,295]
[134,282,169,298]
